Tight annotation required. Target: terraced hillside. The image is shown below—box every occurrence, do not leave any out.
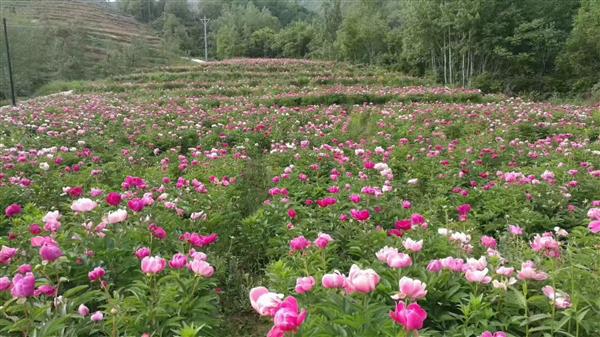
[1,0,162,55]
[0,59,599,337]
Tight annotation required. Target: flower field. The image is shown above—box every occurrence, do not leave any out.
[0,59,599,337]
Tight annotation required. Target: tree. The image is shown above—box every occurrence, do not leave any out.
[249,27,277,57]
[214,2,279,59]
[336,4,388,64]
[559,0,600,92]
[163,13,188,54]
[274,21,315,58]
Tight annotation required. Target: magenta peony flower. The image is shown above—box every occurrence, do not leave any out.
[4,203,22,218]
[128,198,145,212]
[268,296,307,337]
[105,192,122,206]
[289,236,311,251]
[11,273,35,298]
[88,267,106,282]
[390,301,427,331]
[40,244,63,262]
[287,209,297,219]
[350,209,370,222]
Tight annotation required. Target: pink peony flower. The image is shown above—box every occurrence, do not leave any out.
[427,259,443,273]
[295,276,316,294]
[135,247,151,260]
[169,253,187,269]
[0,277,11,291]
[78,304,90,316]
[188,257,214,277]
[386,252,413,269]
[517,261,549,281]
[542,285,572,309]
[90,311,103,322]
[390,301,427,331]
[140,256,166,275]
[530,233,561,258]
[249,286,283,316]
[376,246,398,262]
[403,238,423,253]
[35,284,57,297]
[509,225,524,236]
[346,264,380,294]
[322,271,345,289]
[495,266,514,277]
[589,220,600,234]
[0,246,18,265]
[480,236,497,249]
[465,268,492,284]
[268,296,307,337]
[106,209,128,224]
[393,277,428,301]
[71,198,98,213]
[481,332,507,337]
[314,233,333,249]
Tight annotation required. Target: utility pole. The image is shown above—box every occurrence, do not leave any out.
[2,18,16,106]
[200,16,209,61]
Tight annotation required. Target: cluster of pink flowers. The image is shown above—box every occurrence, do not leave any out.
[138,249,214,277]
[289,233,333,252]
[376,246,413,269]
[250,287,307,337]
[587,207,600,233]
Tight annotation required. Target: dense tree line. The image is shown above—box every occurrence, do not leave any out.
[2,0,599,100]
[116,0,600,98]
